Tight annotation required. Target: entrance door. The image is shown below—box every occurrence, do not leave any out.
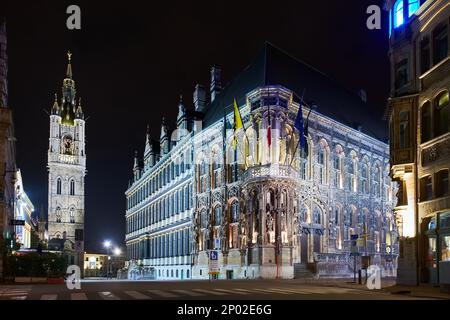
[300,235,308,263]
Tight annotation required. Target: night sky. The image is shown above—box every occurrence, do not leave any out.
[1,0,390,253]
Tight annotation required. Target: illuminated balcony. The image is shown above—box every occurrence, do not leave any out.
[243,164,298,182]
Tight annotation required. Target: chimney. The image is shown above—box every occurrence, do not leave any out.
[210,65,222,102]
[193,84,207,113]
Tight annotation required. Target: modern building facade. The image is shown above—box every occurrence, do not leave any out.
[47,52,86,270]
[126,44,398,280]
[386,0,449,287]
[13,169,35,249]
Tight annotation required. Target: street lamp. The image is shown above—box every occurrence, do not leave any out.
[113,247,121,256]
[103,240,112,279]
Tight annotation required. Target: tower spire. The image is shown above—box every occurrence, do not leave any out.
[66,51,73,79]
[51,93,60,115]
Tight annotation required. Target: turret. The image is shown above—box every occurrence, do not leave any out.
[160,117,169,155]
[144,125,155,170]
[176,95,188,140]
[133,150,141,181]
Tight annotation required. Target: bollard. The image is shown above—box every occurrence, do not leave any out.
[358,270,362,284]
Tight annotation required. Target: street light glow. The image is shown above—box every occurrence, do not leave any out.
[113,247,121,256]
[103,240,111,248]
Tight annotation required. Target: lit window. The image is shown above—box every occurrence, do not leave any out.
[434,91,449,137]
[408,0,420,17]
[394,0,404,28]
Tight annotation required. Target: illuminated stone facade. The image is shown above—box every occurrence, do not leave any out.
[126,44,398,280]
[386,0,450,286]
[47,53,86,269]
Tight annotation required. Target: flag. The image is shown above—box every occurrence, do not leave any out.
[233,99,243,150]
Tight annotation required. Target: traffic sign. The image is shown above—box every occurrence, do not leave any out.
[209,250,219,274]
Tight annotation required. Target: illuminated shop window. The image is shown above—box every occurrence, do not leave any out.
[408,0,420,17]
[394,0,404,28]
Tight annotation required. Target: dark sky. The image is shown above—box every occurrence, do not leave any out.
[1,0,390,252]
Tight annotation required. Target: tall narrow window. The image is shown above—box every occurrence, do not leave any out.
[395,59,408,89]
[70,207,75,223]
[435,91,449,137]
[394,0,404,28]
[333,146,343,189]
[360,161,369,194]
[420,175,433,201]
[408,0,420,17]
[69,179,75,196]
[421,101,432,142]
[231,201,239,223]
[299,140,309,180]
[420,37,431,74]
[317,142,328,185]
[436,170,449,198]
[373,164,381,198]
[433,24,448,65]
[56,207,62,223]
[57,178,62,195]
[399,111,410,149]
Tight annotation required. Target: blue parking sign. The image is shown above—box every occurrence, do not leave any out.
[210,250,218,261]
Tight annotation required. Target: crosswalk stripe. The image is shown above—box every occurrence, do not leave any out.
[41,294,58,300]
[214,288,250,295]
[71,293,88,300]
[125,291,152,300]
[234,289,254,293]
[10,296,27,300]
[192,288,227,296]
[147,289,179,298]
[252,288,293,295]
[269,288,311,294]
[98,291,120,300]
[171,289,205,297]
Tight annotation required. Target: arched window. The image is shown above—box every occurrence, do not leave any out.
[333,145,344,189]
[299,139,309,180]
[313,207,321,225]
[394,0,404,28]
[436,169,449,198]
[57,178,62,195]
[373,164,381,198]
[408,0,420,17]
[317,141,328,185]
[56,207,62,223]
[231,201,239,223]
[69,179,75,196]
[70,207,75,223]
[347,152,358,192]
[433,24,448,65]
[434,91,449,137]
[200,209,208,229]
[211,148,222,189]
[421,101,432,142]
[360,159,369,194]
[214,206,222,226]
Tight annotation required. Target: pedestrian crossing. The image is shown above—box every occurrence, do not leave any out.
[0,286,367,300]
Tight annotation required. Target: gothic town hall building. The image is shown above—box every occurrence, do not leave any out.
[125,44,399,280]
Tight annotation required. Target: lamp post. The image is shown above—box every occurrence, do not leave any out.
[103,240,111,279]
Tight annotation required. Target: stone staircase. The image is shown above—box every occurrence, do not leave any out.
[293,263,315,279]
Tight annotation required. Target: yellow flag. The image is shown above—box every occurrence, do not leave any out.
[233,99,243,150]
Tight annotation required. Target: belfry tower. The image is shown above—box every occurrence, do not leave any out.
[47,52,86,269]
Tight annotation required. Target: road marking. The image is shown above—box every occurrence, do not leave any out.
[270,288,311,294]
[71,293,88,300]
[171,289,205,297]
[214,288,250,295]
[147,290,179,298]
[192,289,227,296]
[98,291,120,300]
[234,288,256,294]
[41,294,58,300]
[252,288,293,295]
[124,291,152,300]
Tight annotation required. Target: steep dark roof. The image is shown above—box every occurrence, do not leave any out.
[203,42,387,141]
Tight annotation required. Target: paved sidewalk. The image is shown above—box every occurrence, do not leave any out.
[286,277,450,299]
